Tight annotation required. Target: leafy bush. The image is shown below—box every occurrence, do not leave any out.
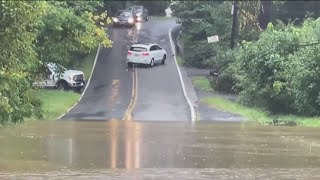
[283,18,320,115]
[235,18,320,115]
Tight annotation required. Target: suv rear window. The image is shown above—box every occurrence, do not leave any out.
[130,47,147,52]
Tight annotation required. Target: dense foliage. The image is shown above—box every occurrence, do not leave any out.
[35,2,111,67]
[133,0,170,15]
[0,1,45,124]
[172,1,320,116]
[0,1,112,124]
[103,0,170,16]
[172,1,233,68]
[235,18,320,115]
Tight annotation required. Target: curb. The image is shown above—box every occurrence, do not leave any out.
[57,44,102,120]
[168,28,196,122]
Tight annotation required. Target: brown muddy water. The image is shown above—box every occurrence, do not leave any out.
[1,120,320,179]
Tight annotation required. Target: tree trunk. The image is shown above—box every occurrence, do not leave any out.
[259,0,272,29]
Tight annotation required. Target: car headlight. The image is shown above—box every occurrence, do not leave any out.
[112,17,118,22]
[128,18,134,23]
[136,13,141,17]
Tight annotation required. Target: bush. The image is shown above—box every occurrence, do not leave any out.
[235,18,320,115]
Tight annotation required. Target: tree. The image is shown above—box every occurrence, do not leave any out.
[103,1,127,16]
[35,2,112,67]
[171,1,232,68]
[234,18,320,115]
[271,1,320,25]
[258,1,272,29]
[134,0,171,15]
[0,1,45,124]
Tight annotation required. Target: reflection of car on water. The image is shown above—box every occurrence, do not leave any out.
[112,10,136,28]
[127,6,149,22]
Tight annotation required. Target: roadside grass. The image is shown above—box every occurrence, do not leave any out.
[27,90,80,121]
[151,16,175,20]
[74,48,97,80]
[201,97,270,124]
[191,76,213,92]
[192,76,320,127]
[273,115,320,127]
[176,55,184,66]
[201,97,320,127]
[28,48,97,121]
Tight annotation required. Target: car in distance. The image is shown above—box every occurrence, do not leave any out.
[32,62,85,92]
[126,43,167,67]
[112,10,136,28]
[127,6,148,22]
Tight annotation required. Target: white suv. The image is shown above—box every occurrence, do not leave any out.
[126,43,167,67]
[32,63,85,92]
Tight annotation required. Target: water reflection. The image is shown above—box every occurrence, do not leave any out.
[109,120,141,169]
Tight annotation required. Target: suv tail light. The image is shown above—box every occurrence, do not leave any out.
[142,52,149,56]
[128,51,132,55]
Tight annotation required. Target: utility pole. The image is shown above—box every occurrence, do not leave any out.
[230,0,239,49]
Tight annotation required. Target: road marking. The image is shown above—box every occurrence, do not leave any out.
[123,24,140,120]
[123,67,138,120]
[57,44,101,120]
[168,28,196,122]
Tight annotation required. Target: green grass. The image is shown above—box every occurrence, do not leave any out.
[191,76,213,92]
[176,55,184,66]
[75,48,97,80]
[28,48,98,121]
[273,115,320,127]
[201,97,270,124]
[28,90,80,121]
[201,96,320,127]
[151,16,175,20]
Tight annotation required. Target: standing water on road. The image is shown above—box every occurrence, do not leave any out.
[1,121,320,179]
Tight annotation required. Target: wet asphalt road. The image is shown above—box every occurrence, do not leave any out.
[61,27,134,120]
[61,17,190,121]
[134,18,189,121]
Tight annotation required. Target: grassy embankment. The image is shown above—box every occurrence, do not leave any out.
[29,49,97,121]
[151,15,175,20]
[191,75,320,127]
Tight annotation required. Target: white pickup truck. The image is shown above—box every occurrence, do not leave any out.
[32,63,85,92]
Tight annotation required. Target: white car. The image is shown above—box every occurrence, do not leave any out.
[126,43,167,67]
[32,63,85,92]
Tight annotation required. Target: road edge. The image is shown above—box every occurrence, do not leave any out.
[57,44,101,120]
[168,28,196,122]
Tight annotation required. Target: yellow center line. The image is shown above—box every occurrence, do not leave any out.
[123,26,140,121]
[123,68,138,121]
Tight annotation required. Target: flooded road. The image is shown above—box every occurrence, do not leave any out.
[1,121,320,179]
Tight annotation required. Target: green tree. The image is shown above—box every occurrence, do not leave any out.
[35,2,112,67]
[172,1,232,68]
[134,0,170,15]
[0,1,45,124]
[273,1,320,24]
[234,18,320,115]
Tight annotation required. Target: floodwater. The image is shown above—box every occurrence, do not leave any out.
[1,120,320,179]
